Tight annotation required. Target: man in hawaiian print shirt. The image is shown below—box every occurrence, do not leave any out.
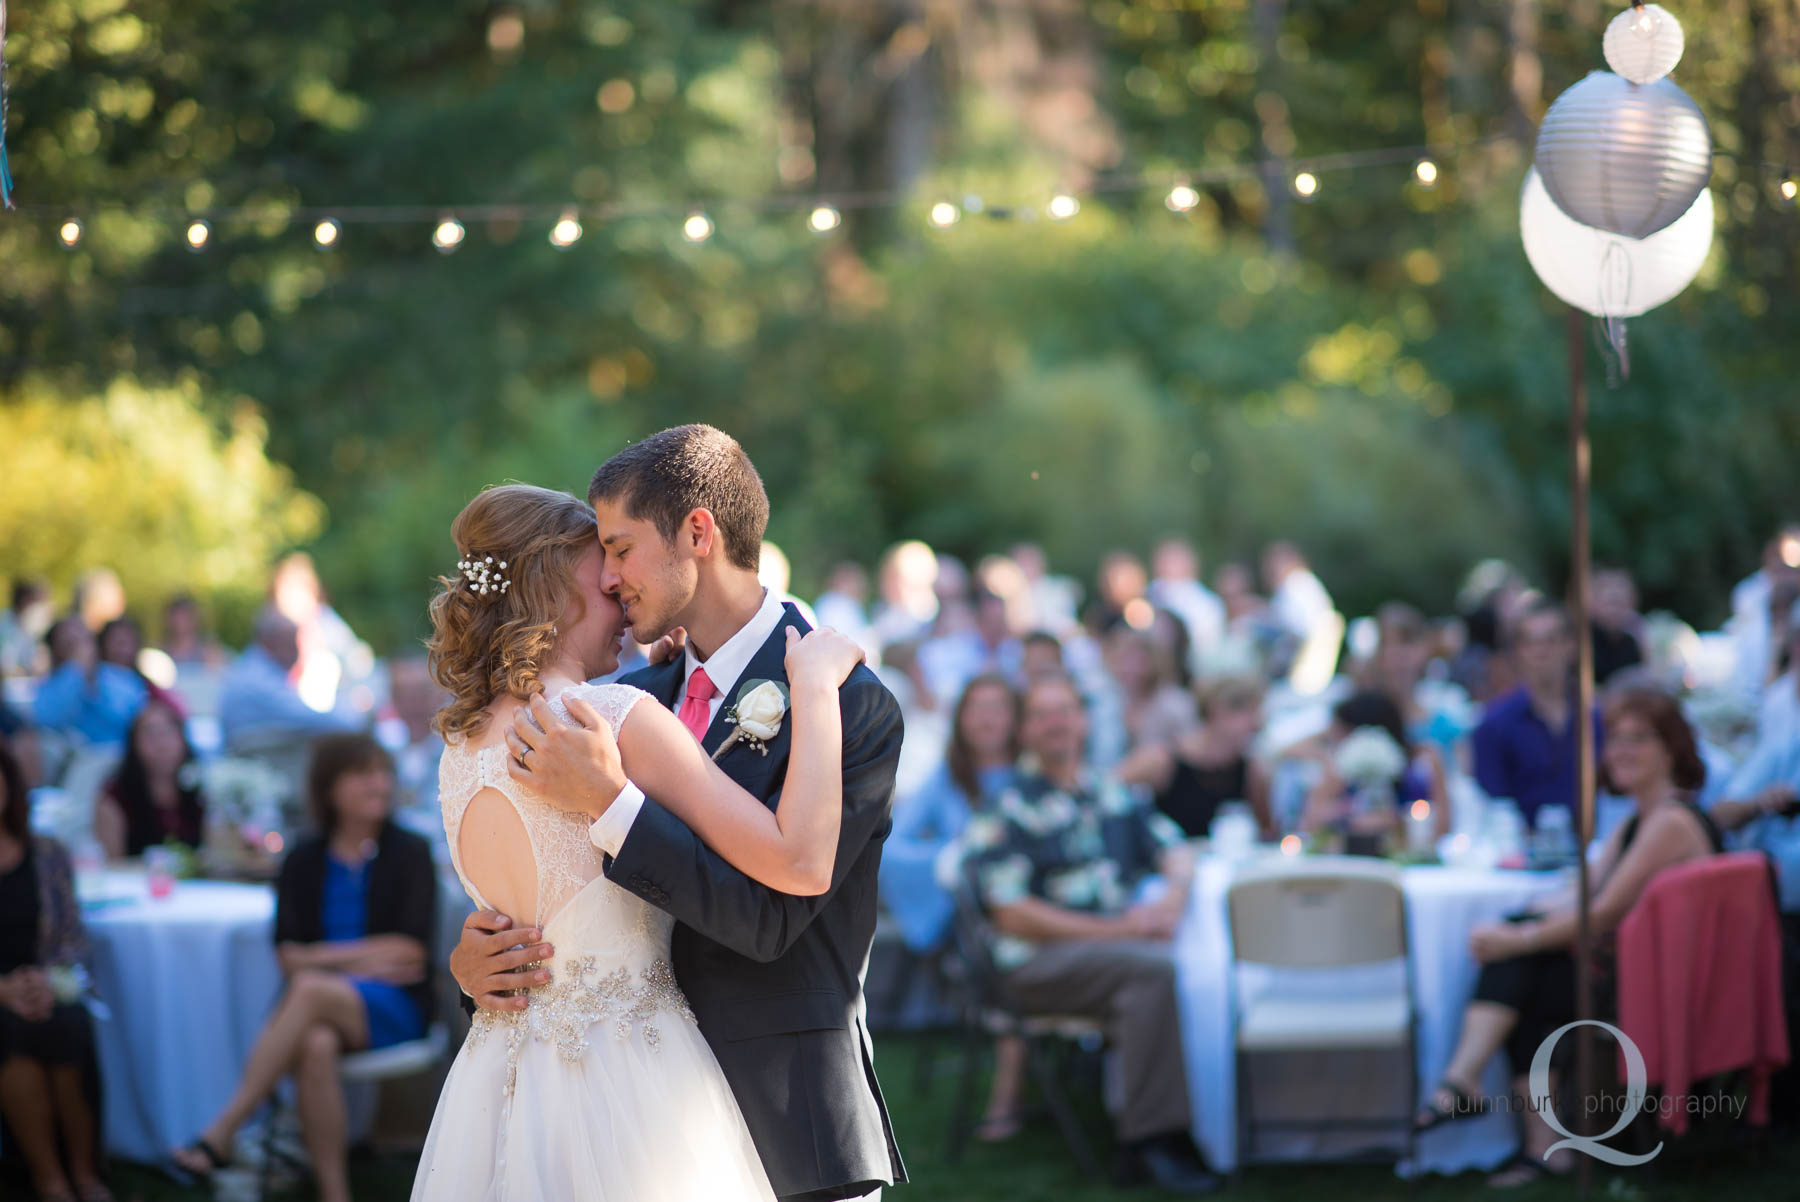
[962,673,1216,1194]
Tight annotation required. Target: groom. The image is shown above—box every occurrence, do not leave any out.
[449,424,907,1202]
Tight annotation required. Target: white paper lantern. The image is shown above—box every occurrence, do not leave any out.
[1603,4,1685,85]
[1520,167,1712,317]
[1534,71,1711,239]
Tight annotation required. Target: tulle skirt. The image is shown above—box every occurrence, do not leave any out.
[410,1013,776,1202]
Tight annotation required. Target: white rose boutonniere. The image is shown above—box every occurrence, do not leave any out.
[714,679,790,760]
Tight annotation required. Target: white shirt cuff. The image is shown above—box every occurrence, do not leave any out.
[588,782,645,857]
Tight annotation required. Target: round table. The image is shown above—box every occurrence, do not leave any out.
[1175,856,1567,1176]
[81,873,284,1164]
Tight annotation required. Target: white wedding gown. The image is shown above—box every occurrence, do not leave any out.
[411,683,777,1202]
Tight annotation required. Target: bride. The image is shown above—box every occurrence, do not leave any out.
[412,483,861,1202]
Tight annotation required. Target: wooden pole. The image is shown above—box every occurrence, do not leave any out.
[1568,305,1596,1194]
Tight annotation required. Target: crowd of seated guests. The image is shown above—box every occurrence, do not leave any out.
[5,520,1800,1191]
[846,528,1800,1187]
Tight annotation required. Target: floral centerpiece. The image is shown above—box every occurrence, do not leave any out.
[1330,727,1408,856]
[181,757,290,878]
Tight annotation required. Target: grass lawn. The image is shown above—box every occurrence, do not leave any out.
[98,1033,1795,1201]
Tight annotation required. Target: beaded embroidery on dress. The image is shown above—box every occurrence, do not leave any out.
[411,682,777,1202]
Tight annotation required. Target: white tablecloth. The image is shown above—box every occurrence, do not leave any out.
[82,875,284,1164]
[1175,858,1565,1175]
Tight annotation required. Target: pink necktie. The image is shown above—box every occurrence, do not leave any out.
[678,666,717,743]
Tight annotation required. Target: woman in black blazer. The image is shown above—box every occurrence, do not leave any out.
[174,735,437,1202]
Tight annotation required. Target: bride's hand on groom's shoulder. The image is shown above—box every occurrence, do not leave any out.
[506,694,628,820]
[645,626,687,666]
[784,626,865,692]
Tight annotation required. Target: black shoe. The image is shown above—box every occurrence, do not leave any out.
[1130,1136,1224,1195]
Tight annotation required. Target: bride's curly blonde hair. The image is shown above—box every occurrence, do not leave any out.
[426,484,599,741]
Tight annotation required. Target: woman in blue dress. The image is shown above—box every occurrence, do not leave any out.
[175,734,437,1202]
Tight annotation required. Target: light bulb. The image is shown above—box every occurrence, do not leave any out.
[1166,184,1200,212]
[929,201,960,227]
[313,219,341,249]
[432,217,465,252]
[682,212,714,242]
[185,220,212,251]
[58,218,83,247]
[1047,194,1080,220]
[808,205,841,233]
[1293,171,1319,199]
[1414,159,1439,187]
[1782,178,1798,203]
[549,211,583,248]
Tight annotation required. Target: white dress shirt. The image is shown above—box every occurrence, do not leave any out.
[589,589,789,856]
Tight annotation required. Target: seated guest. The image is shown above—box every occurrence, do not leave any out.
[0,741,110,1202]
[0,579,52,677]
[880,674,1025,1141]
[93,699,206,860]
[1298,690,1450,844]
[1751,602,1800,763]
[98,616,183,714]
[173,734,436,1201]
[962,674,1215,1194]
[159,594,227,670]
[219,609,359,751]
[1363,602,1473,756]
[918,591,1021,709]
[32,617,147,749]
[1118,674,1275,839]
[1703,678,1800,914]
[1591,567,1645,685]
[1472,600,1602,829]
[1020,630,1067,683]
[382,657,448,812]
[1418,687,1721,1186]
[0,708,43,792]
[882,674,1020,953]
[1101,620,1198,754]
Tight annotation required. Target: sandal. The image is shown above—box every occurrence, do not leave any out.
[1487,1151,1576,1188]
[1414,1079,1486,1132]
[171,1137,232,1183]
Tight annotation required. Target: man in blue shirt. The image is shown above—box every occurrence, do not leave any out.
[219,609,360,750]
[32,617,147,748]
[1472,600,1603,829]
[1705,734,1800,914]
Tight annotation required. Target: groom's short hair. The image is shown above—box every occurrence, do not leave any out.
[589,424,769,571]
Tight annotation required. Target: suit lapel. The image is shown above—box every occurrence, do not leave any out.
[630,657,686,713]
[701,605,811,768]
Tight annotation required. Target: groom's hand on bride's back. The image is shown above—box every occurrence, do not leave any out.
[450,910,555,1012]
[506,693,628,819]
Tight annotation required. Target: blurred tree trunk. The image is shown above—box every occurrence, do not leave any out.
[1505,0,1543,139]
[1254,0,1291,254]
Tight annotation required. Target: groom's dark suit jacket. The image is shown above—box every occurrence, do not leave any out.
[610,604,906,1202]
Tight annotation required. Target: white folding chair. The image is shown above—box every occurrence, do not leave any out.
[1226,856,1416,1168]
[256,1025,450,1199]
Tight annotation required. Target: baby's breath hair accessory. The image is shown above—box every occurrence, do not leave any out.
[457,554,510,598]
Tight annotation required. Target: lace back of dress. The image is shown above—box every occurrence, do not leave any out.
[439,683,649,927]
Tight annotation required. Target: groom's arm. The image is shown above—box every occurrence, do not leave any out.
[601,674,903,963]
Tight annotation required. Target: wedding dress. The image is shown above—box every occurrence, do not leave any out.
[411,683,776,1202]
